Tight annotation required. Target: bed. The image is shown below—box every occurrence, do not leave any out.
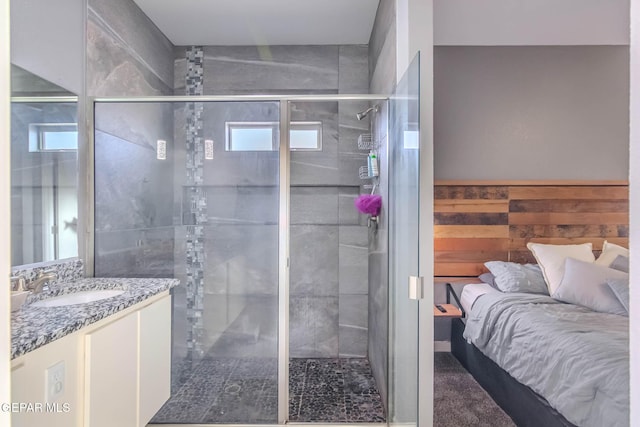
[435,181,630,427]
[453,284,629,427]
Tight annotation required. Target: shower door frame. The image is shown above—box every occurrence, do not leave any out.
[87,94,393,426]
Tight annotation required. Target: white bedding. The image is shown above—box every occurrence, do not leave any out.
[460,283,499,315]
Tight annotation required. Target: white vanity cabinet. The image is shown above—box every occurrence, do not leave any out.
[138,295,172,425]
[11,332,82,427]
[11,292,172,427]
[84,311,138,427]
[85,293,172,427]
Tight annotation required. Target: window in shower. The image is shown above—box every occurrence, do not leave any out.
[289,122,322,150]
[28,123,78,152]
[226,121,322,151]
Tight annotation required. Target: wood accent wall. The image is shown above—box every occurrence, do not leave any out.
[434,181,629,277]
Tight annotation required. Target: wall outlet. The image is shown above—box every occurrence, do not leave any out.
[45,361,65,402]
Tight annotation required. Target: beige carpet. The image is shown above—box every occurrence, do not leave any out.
[434,352,515,427]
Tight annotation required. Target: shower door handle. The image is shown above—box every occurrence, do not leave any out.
[408,276,425,300]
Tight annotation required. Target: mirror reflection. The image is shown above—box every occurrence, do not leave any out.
[10,65,79,265]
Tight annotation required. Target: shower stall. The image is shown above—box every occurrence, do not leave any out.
[91,57,421,426]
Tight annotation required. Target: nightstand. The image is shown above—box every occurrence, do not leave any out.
[433,283,464,318]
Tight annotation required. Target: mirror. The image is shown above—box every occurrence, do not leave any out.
[10,65,79,266]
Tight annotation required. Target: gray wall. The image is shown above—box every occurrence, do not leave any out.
[172,45,371,359]
[10,0,84,94]
[367,0,397,410]
[369,0,397,95]
[434,46,630,180]
[368,102,389,408]
[433,45,630,343]
[90,0,176,278]
[87,0,173,97]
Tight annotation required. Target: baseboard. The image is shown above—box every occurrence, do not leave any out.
[434,340,451,352]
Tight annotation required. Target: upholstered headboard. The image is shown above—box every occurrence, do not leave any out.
[434,180,629,277]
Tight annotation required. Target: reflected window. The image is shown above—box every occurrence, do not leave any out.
[226,121,322,151]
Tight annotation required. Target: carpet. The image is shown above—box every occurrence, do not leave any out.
[434,352,515,427]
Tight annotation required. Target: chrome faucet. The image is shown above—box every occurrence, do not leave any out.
[27,270,57,294]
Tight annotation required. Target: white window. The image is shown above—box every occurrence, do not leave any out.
[226,121,322,151]
[28,123,78,152]
[290,122,322,151]
[226,122,275,151]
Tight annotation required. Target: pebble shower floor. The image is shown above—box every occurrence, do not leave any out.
[151,357,386,424]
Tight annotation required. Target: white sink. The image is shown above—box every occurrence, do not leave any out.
[30,289,125,308]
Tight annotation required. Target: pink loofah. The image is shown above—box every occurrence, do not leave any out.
[354,194,382,216]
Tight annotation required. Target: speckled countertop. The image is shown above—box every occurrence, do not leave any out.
[11,277,179,359]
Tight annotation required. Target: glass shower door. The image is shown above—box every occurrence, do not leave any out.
[93,100,281,424]
[388,54,421,426]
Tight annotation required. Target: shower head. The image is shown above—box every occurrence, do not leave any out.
[356,105,379,120]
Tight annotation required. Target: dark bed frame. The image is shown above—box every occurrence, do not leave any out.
[450,318,576,427]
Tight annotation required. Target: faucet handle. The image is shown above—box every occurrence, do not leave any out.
[10,275,27,292]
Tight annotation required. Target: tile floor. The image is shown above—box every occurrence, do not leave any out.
[289,358,386,423]
[151,357,386,424]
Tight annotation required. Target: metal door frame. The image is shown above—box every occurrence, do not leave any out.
[90,94,392,426]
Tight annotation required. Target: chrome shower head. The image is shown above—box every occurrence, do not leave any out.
[356,105,379,120]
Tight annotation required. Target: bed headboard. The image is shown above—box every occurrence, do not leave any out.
[434,180,629,277]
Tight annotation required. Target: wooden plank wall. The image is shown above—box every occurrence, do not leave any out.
[434,181,629,277]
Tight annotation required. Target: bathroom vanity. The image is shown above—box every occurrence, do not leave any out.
[10,278,178,427]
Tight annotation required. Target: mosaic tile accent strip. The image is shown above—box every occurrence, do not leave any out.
[184,45,206,361]
[11,258,84,290]
[11,277,178,359]
[152,357,386,424]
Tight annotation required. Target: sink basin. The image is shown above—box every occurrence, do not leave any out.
[30,289,125,308]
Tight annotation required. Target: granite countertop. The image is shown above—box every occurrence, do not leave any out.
[11,277,179,359]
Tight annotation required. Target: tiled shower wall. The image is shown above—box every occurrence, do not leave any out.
[367,0,396,408]
[89,0,176,278]
[172,45,371,359]
[88,1,374,364]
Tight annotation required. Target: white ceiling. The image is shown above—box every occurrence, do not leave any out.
[132,0,380,46]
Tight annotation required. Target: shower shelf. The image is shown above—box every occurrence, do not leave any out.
[358,134,380,150]
[359,166,376,180]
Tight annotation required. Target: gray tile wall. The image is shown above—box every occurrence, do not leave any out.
[93,102,174,277]
[89,0,176,279]
[368,101,389,409]
[368,0,396,408]
[171,100,281,365]
[172,45,371,359]
[369,0,397,95]
[87,0,173,97]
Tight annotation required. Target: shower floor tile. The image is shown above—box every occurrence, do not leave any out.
[151,357,385,424]
[290,358,386,423]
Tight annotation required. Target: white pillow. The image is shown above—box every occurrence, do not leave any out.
[526,242,595,294]
[594,241,629,267]
[553,258,628,316]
